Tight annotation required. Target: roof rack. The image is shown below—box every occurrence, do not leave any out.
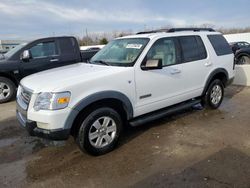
[136,28,215,34]
[136,29,169,35]
[168,28,215,32]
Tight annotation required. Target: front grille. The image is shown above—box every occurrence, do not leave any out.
[20,88,31,105]
[17,86,32,110]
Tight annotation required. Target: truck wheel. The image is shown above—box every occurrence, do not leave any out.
[0,77,16,104]
[202,79,224,109]
[76,107,123,155]
[238,55,250,65]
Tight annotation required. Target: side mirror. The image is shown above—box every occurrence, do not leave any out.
[141,59,162,70]
[20,50,31,62]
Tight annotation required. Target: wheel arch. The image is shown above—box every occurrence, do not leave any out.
[235,52,250,59]
[202,68,229,96]
[64,91,134,136]
[0,72,19,86]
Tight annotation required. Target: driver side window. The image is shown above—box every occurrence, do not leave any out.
[147,38,177,66]
[29,41,57,59]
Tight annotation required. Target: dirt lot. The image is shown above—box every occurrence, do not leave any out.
[0,86,250,188]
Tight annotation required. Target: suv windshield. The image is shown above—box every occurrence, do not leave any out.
[91,38,149,66]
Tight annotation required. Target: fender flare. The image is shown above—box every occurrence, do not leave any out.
[202,68,229,96]
[64,91,134,129]
[0,72,19,86]
[235,52,250,59]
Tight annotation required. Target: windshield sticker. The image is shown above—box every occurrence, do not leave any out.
[126,44,143,49]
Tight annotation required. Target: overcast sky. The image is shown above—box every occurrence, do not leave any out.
[0,0,249,40]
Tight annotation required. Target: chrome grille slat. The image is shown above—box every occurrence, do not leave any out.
[20,89,31,104]
[17,86,32,109]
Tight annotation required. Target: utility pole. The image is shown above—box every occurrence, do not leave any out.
[85,28,88,45]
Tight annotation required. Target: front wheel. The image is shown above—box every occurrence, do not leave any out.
[76,107,123,155]
[238,55,250,65]
[202,79,224,109]
[0,77,16,104]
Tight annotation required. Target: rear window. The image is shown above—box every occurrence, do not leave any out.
[208,35,232,56]
[58,38,77,55]
[179,36,207,62]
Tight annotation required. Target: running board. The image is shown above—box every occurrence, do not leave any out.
[130,99,201,127]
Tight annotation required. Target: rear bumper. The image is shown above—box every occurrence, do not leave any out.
[16,103,70,141]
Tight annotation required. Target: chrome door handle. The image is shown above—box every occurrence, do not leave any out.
[170,69,181,74]
[205,62,212,67]
[50,59,59,62]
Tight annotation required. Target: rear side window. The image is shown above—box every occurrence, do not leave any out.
[58,38,77,55]
[208,35,232,56]
[179,36,207,62]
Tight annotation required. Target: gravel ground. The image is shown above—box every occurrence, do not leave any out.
[0,86,250,188]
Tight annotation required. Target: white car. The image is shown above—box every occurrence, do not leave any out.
[16,28,235,155]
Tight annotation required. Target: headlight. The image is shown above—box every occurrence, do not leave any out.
[34,92,71,111]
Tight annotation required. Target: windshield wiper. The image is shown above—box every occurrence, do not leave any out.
[90,60,110,66]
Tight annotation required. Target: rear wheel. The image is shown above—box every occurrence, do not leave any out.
[76,107,123,155]
[0,77,16,104]
[202,79,224,109]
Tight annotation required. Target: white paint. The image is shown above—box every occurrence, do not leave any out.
[224,32,250,43]
[19,31,234,130]
[80,45,105,50]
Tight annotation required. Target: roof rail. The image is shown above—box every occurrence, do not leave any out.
[136,28,215,35]
[168,28,215,32]
[136,29,169,35]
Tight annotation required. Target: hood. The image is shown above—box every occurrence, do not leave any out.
[21,63,129,93]
[0,57,7,63]
[0,54,5,60]
[236,47,250,55]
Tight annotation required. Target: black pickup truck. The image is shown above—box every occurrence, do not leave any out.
[230,42,250,64]
[0,36,99,103]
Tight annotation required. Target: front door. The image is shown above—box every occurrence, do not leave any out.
[135,37,185,116]
[20,40,59,77]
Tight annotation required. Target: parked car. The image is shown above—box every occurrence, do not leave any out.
[230,41,250,53]
[0,36,99,103]
[16,28,234,155]
[229,41,250,64]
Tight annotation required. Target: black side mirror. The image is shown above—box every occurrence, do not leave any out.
[141,59,162,70]
[20,50,32,62]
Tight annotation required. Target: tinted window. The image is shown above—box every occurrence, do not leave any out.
[208,35,232,56]
[179,36,207,62]
[147,38,178,66]
[29,41,57,58]
[58,38,77,55]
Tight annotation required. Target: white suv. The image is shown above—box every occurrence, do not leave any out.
[16,28,235,155]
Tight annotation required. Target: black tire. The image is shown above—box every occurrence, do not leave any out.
[201,79,224,109]
[0,77,16,104]
[238,55,250,65]
[76,107,123,155]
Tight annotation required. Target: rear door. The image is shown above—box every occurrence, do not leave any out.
[20,40,59,77]
[176,35,211,96]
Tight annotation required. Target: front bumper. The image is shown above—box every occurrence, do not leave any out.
[16,102,70,141]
